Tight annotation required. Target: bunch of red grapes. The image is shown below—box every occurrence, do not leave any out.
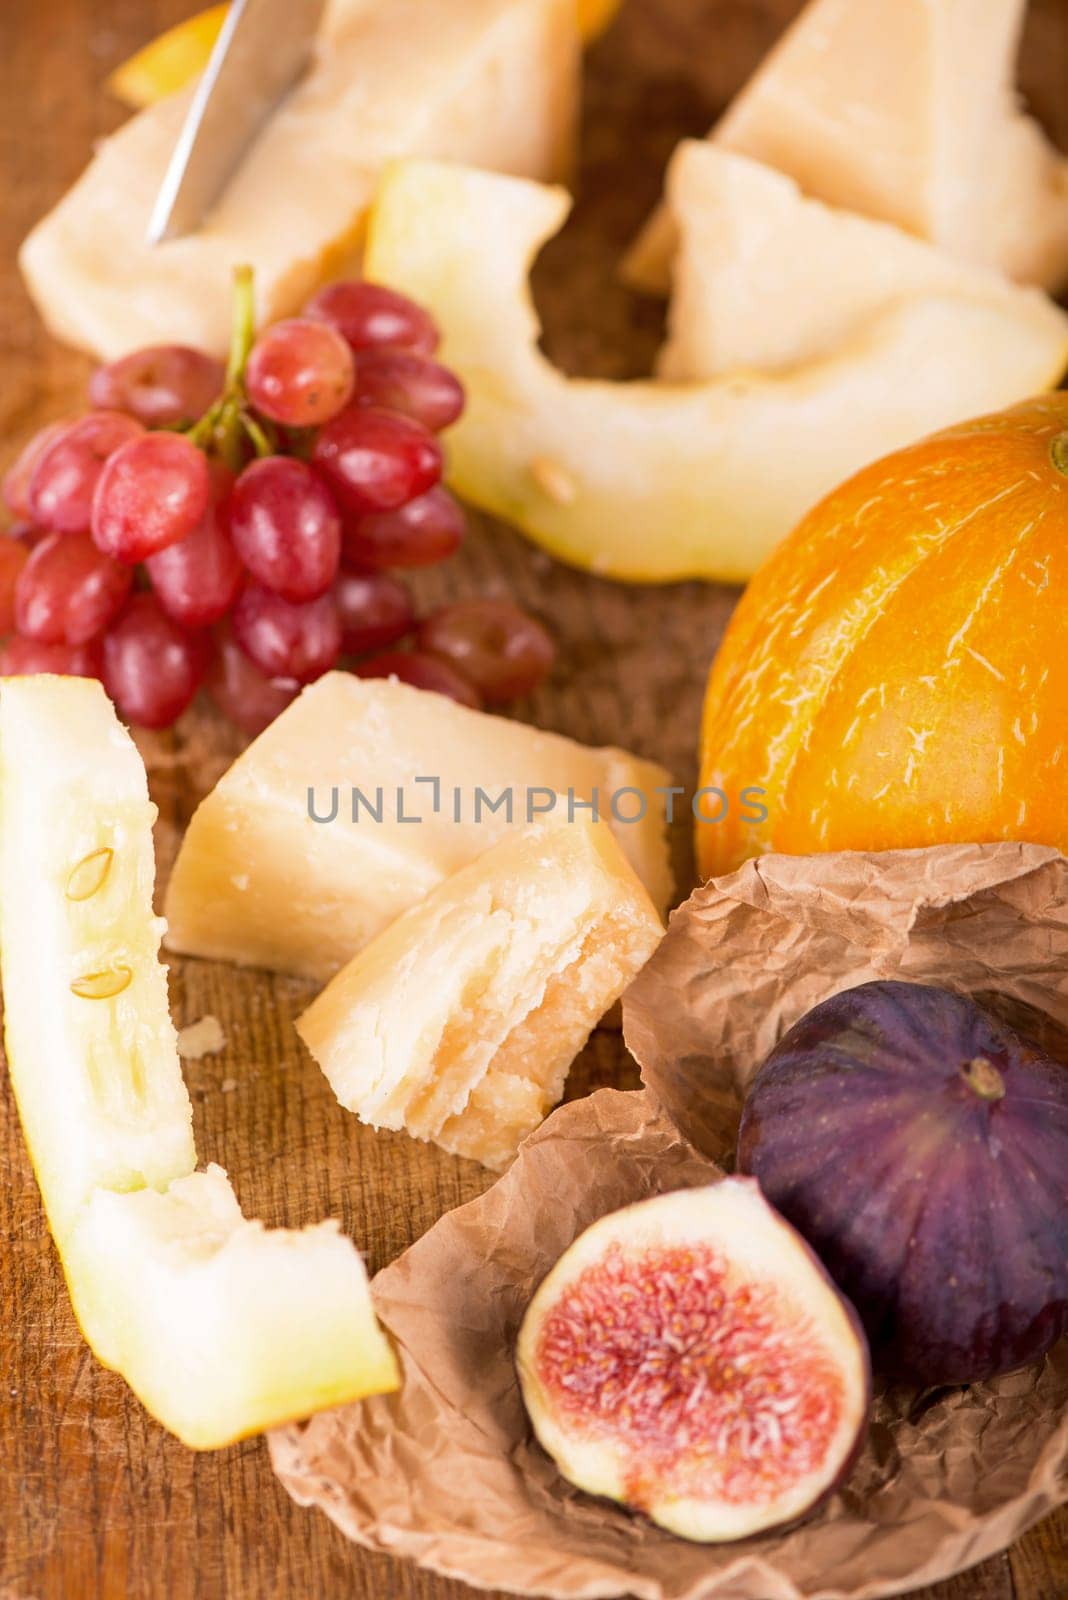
[0,275,553,734]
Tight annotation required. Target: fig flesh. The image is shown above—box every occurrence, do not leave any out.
[516,1181,870,1542]
[737,980,1068,1385]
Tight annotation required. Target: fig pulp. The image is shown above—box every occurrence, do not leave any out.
[516,1182,869,1542]
[737,980,1068,1385]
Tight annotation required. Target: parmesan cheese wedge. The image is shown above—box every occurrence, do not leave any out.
[20,0,579,358]
[297,820,664,1169]
[658,142,1068,381]
[163,673,673,981]
[627,0,1068,295]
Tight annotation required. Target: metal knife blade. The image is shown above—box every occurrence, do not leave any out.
[147,0,328,245]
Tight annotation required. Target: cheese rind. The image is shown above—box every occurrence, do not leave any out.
[163,673,674,980]
[297,821,664,1169]
[626,0,1068,295]
[20,0,579,358]
[659,142,1063,381]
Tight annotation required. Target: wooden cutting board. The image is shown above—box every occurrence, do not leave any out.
[0,2,1066,1597]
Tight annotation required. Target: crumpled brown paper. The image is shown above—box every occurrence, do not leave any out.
[270,841,1068,1599]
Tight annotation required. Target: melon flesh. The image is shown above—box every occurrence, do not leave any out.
[362,159,1068,583]
[0,676,195,1240]
[164,673,673,980]
[20,0,579,359]
[0,676,398,1449]
[297,821,663,1169]
[658,142,1060,381]
[627,0,1068,295]
[65,1167,399,1450]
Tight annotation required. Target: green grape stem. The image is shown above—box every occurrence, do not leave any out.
[186,264,264,468]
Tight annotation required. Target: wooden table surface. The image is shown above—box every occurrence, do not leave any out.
[1,1,1066,1597]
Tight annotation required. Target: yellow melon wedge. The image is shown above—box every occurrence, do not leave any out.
[107,4,228,108]
[363,159,1068,583]
[0,676,398,1450]
[626,0,1068,295]
[21,0,579,358]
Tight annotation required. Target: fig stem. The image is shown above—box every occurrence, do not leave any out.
[961,1056,1006,1101]
[1050,431,1068,478]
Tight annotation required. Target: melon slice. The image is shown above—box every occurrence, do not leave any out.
[20,0,579,359]
[297,820,663,1169]
[627,0,1068,295]
[658,142,1058,381]
[362,159,1068,583]
[0,676,398,1449]
[164,673,673,981]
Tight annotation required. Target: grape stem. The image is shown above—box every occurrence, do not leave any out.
[186,264,264,469]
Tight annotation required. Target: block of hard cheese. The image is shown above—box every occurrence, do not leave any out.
[627,0,1068,296]
[163,674,673,981]
[296,820,664,1168]
[658,143,1068,381]
[20,0,579,359]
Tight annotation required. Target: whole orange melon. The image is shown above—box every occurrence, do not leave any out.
[697,395,1068,878]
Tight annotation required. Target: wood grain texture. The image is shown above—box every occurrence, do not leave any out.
[0,1,1065,1597]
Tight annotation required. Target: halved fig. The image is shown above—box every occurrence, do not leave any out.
[516,1181,870,1542]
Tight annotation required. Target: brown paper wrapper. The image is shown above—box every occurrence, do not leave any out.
[271,841,1068,1598]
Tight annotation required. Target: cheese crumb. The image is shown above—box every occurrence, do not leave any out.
[177,1015,227,1061]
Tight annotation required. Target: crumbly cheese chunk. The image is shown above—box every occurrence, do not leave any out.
[297,821,664,1168]
[21,0,579,357]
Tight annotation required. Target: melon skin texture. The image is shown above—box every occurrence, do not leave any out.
[696,393,1068,878]
[164,673,673,981]
[0,675,399,1449]
[20,0,579,359]
[627,0,1068,295]
[517,1182,870,1542]
[297,820,664,1169]
[737,981,1068,1386]
[363,159,1068,584]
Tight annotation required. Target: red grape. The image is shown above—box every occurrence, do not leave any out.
[230,456,341,601]
[231,583,341,685]
[342,487,465,571]
[312,406,442,516]
[0,636,103,679]
[245,318,354,428]
[102,594,209,729]
[354,649,482,708]
[206,627,299,736]
[6,521,46,548]
[335,570,415,655]
[0,539,29,634]
[304,281,439,357]
[145,473,243,628]
[91,432,211,563]
[28,412,144,535]
[3,421,69,518]
[418,599,554,703]
[14,532,132,646]
[89,345,224,427]
[353,349,464,432]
